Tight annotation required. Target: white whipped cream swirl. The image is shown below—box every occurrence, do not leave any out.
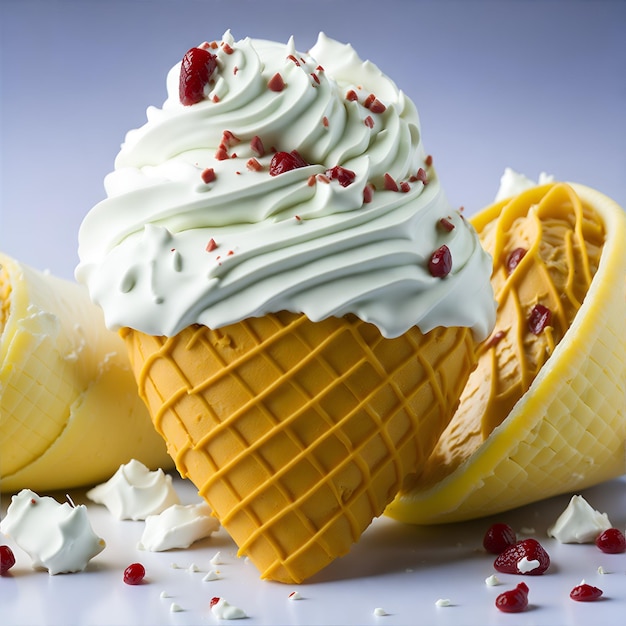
[76,32,495,339]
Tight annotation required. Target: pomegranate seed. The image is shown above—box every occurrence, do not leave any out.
[222,42,234,55]
[364,115,374,128]
[123,562,146,585]
[363,184,374,204]
[425,154,433,166]
[268,72,285,92]
[325,165,356,187]
[528,304,552,335]
[494,538,550,575]
[206,238,218,252]
[210,597,221,607]
[429,245,452,278]
[496,582,529,613]
[485,330,506,349]
[570,583,603,602]
[0,545,16,575]
[483,523,517,554]
[415,168,428,184]
[269,150,308,176]
[346,89,358,101]
[250,135,265,157]
[383,173,398,192]
[246,158,262,172]
[179,48,217,106]
[438,217,455,232]
[369,98,386,114]
[595,528,626,554]
[506,247,527,274]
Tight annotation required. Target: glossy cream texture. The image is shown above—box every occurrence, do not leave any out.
[76,32,495,339]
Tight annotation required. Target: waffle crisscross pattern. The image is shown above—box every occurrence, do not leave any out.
[123,313,475,582]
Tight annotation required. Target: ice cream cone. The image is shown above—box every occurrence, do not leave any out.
[122,313,476,583]
[386,183,626,524]
[0,252,172,492]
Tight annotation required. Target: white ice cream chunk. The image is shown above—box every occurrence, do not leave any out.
[547,495,612,543]
[87,459,180,520]
[138,502,219,550]
[210,597,247,620]
[494,167,554,202]
[0,489,105,574]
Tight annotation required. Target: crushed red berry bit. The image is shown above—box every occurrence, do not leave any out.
[506,247,527,274]
[528,304,552,335]
[570,583,603,602]
[246,158,262,172]
[317,174,331,184]
[383,173,399,192]
[322,116,329,128]
[368,98,386,114]
[483,523,517,554]
[346,89,358,102]
[438,217,455,232]
[269,150,309,176]
[364,115,374,128]
[221,130,240,147]
[307,175,316,187]
[1,545,16,575]
[215,146,229,161]
[363,184,374,204]
[123,562,146,585]
[425,154,433,167]
[496,582,529,613]
[201,168,216,184]
[399,181,411,193]
[363,93,376,109]
[268,72,286,92]
[311,72,320,85]
[325,165,356,187]
[206,238,218,252]
[494,538,550,575]
[485,330,506,349]
[250,135,265,157]
[286,54,300,66]
[179,47,218,106]
[429,245,452,278]
[595,527,626,554]
[210,597,221,608]
[221,42,234,55]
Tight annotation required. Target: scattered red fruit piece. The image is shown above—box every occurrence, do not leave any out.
[496,582,529,613]
[269,150,309,176]
[528,304,552,335]
[570,583,603,602]
[595,527,626,554]
[123,562,146,585]
[325,165,356,187]
[201,168,216,184]
[494,538,550,575]
[268,72,285,92]
[438,217,455,232]
[179,48,218,106]
[506,247,527,274]
[429,245,452,278]
[383,173,398,192]
[0,545,16,575]
[210,597,221,607]
[483,523,517,554]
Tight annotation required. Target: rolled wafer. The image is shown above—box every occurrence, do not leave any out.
[0,252,172,492]
[122,313,476,583]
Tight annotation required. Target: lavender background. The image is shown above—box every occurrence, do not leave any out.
[1,0,625,280]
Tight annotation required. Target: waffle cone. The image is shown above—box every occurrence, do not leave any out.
[122,313,476,582]
[386,183,626,524]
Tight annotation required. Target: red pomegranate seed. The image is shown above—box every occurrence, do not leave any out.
[346,89,358,101]
[325,165,356,187]
[485,330,506,349]
[206,238,218,252]
[179,48,218,106]
[383,173,398,192]
[595,528,626,554]
[363,93,376,108]
[269,150,309,176]
[369,98,386,114]
[363,184,374,204]
[506,247,527,274]
[222,42,234,55]
[201,168,216,183]
[123,562,146,585]
[0,545,16,575]
[483,523,517,554]
[210,597,221,607]
[528,304,552,335]
[425,154,433,166]
[429,245,452,278]
[496,582,529,613]
[268,72,285,92]
[286,54,300,66]
[364,115,374,128]
[494,538,550,575]
[570,583,603,602]
[250,135,265,157]
[438,217,455,232]
[246,158,262,172]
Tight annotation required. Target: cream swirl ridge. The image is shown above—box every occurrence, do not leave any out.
[76,32,495,339]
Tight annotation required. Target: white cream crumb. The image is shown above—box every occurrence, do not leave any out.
[373,607,388,616]
[170,603,183,613]
[188,563,199,573]
[170,562,181,569]
[517,556,540,573]
[210,551,224,565]
[159,591,171,599]
[435,598,452,607]
[597,565,609,574]
[485,574,502,586]
[288,591,303,601]
[520,527,535,535]
[203,569,220,581]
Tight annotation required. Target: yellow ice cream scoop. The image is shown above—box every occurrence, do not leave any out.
[386,182,626,524]
[0,252,173,492]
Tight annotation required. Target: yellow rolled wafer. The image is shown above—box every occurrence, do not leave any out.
[0,252,172,492]
[122,313,476,583]
[386,183,626,524]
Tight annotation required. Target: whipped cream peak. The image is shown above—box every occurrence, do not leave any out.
[138,503,219,551]
[0,489,105,574]
[86,459,180,520]
[547,495,612,543]
[76,32,495,340]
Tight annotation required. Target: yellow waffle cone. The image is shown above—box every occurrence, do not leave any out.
[0,252,172,492]
[386,183,626,524]
[122,313,476,583]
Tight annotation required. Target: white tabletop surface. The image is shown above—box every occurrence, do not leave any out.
[1,1,625,624]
